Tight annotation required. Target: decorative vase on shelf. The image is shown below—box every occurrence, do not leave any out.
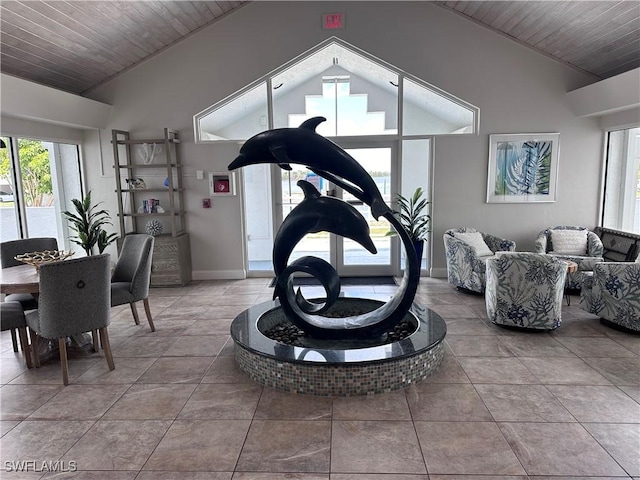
[145,219,163,237]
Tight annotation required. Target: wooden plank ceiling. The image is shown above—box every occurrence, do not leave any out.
[0,1,638,96]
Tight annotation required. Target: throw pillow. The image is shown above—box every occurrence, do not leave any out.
[550,229,588,255]
[454,232,494,257]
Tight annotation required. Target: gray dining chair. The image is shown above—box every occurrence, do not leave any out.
[1,237,58,352]
[1,301,33,368]
[26,254,114,385]
[111,234,156,332]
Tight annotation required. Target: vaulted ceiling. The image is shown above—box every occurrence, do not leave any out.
[1,1,638,96]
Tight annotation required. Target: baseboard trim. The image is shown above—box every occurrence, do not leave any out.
[192,269,246,280]
[430,267,447,278]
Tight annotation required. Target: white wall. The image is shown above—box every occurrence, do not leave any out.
[74,1,606,277]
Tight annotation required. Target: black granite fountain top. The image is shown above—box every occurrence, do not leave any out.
[230,296,447,365]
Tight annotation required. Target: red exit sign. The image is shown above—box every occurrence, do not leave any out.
[323,13,345,30]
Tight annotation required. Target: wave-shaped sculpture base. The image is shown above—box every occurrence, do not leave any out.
[230,298,447,396]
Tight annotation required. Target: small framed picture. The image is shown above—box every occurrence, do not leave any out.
[209,172,236,196]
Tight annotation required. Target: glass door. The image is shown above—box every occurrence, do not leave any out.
[275,143,398,277]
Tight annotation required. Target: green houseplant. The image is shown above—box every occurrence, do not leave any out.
[387,187,431,262]
[63,191,117,256]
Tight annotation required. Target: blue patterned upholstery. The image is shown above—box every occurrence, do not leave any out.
[444,227,516,293]
[580,262,640,332]
[534,226,604,290]
[486,253,567,331]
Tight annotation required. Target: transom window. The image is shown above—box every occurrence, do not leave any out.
[194,37,478,142]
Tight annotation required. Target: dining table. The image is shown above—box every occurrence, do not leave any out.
[0,263,40,295]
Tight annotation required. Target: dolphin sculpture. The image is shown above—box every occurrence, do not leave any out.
[273,180,376,276]
[228,117,392,220]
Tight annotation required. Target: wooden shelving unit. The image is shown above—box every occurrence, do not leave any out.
[111,128,192,286]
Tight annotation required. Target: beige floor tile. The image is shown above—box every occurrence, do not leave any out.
[137,473,231,480]
[61,420,171,470]
[331,475,428,480]
[498,335,576,357]
[428,304,479,319]
[42,471,138,479]
[178,383,263,419]
[132,319,196,337]
[144,420,251,471]
[255,388,332,420]
[550,318,608,337]
[9,358,98,385]
[582,356,640,385]
[201,355,253,383]
[406,383,492,421]
[136,356,214,383]
[498,422,628,476]
[233,474,327,480]
[440,318,494,335]
[415,421,525,475]
[0,420,19,437]
[519,357,612,385]
[111,336,178,357]
[183,319,234,336]
[162,334,228,357]
[332,390,409,421]
[1,420,94,464]
[555,336,637,358]
[474,384,575,422]
[103,383,196,420]
[237,420,331,473]
[74,357,156,384]
[27,385,128,420]
[446,335,514,356]
[0,384,64,420]
[583,423,640,477]
[620,385,640,403]
[546,385,640,423]
[420,355,471,384]
[457,357,539,384]
[331,420,426,474]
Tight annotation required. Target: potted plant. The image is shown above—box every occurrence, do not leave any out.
[387,187,431,262]
[63,191,117,256]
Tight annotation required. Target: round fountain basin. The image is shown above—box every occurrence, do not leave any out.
[230,297,447,396]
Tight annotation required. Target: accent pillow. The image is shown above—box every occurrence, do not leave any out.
[454,232,493,257]
[550,229,588,255]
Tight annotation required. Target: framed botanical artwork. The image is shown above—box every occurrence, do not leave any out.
[486,133,560,203]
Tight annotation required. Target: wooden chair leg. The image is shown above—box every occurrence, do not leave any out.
[130,303,140,325]
[29,328,40,368]
[99,327,115,371]
[58,337,69,385]
[11,329,18,352]
[142,298,155,332]
[17,326,32,369]
[92,329,99,352]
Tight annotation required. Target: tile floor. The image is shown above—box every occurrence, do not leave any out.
[1,277,639,479]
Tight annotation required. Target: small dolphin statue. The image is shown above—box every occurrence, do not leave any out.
[228,117,392,220]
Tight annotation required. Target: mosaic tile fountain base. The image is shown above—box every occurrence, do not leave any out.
[235,341,444,396]
[230,299,448,397]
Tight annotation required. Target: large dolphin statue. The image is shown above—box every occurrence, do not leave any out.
[228,117,392,220]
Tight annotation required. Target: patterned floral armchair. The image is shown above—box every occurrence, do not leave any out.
[580,262,640,333]
[535,225,604,290]
[444,227,516,293]
[486,253,567,331]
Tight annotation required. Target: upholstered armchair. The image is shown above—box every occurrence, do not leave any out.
[444,227,516,293]
[535,226,604,290]
[486,253,567,331]
[580,262,640,332]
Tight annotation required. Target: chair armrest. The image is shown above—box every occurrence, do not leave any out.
[482,233,516,252]
[534,230,549,253]
[587,231,604,257]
